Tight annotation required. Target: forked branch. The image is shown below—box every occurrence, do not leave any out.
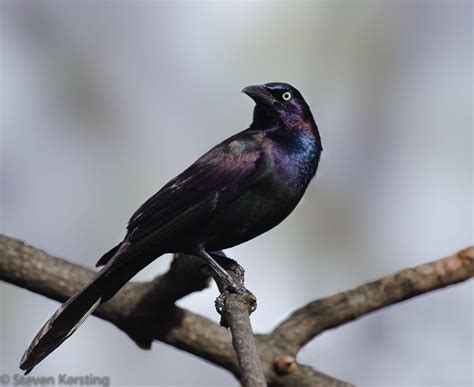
[1,233,472,386]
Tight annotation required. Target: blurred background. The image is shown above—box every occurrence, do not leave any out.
[0,1,472,386]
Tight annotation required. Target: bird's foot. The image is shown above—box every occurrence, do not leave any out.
[215,283,257,314]
[197,248,257,322]
[215,290,228,314]
[215,283,256,315]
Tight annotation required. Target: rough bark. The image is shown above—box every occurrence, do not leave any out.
[1,234,472,386]
[270,246,474,355]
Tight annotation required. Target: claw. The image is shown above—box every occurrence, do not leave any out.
[215,290,229,314]
[214,285,257,315]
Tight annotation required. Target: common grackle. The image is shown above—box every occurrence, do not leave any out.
[20,82,322,373]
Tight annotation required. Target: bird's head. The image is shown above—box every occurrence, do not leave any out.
[242,82,318,136]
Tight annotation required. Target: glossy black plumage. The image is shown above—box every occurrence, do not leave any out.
[20,82,322,373]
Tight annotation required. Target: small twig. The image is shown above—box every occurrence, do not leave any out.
[224,292,266,387]
[270,247,474,355]
[209,254,266,386]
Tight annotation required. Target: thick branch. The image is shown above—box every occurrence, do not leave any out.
[1,234,471,386]
[271,247,474,355]
[0,234,348,386]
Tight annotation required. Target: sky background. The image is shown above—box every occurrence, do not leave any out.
[1,1,472,386]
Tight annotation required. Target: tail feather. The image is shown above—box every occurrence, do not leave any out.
[20,249,147,374]
[20,271,105,374]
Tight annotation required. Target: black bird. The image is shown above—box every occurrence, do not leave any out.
[20,82,322,373]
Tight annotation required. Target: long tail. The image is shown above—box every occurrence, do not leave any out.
[20,247,148,374]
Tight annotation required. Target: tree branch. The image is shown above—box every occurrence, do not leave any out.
[224,293,266,387]
[209,255,266,387]
[270,247,474,355]
[0,234,348,386]
[1,233,472,386]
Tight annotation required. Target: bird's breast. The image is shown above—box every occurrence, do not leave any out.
[265,134,320,192]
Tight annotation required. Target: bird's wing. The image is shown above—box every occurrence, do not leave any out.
[124,135,265,251]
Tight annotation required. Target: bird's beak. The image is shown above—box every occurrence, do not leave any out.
[242,85,278,106]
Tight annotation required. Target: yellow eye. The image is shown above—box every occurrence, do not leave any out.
[282,91,292,101]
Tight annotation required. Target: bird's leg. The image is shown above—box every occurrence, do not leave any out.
[208,252,252,314]
[197,248,253,315]
[209,252,245,282]
[198,248,244,292]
